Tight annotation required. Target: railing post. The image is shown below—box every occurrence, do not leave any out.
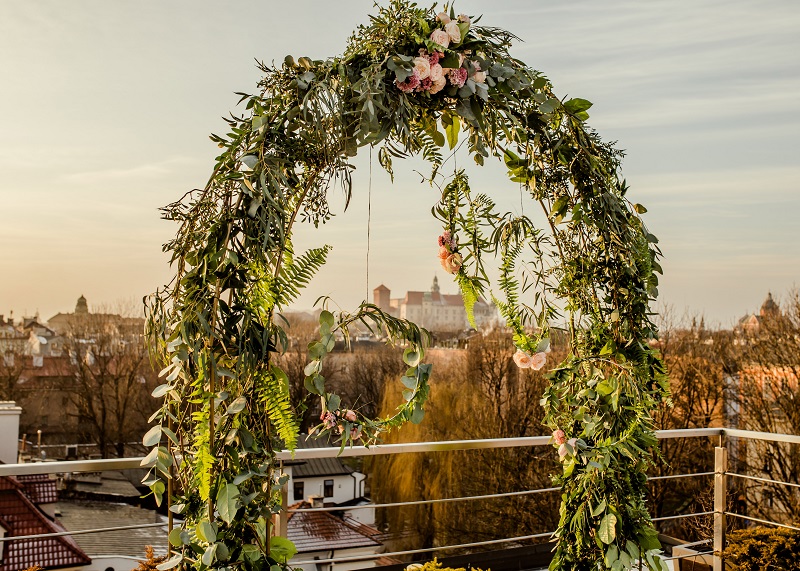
[278,460,289,538]
[713,446,727,571]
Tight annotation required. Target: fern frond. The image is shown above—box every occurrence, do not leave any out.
[274,245,331,309]
[261,365,299,451]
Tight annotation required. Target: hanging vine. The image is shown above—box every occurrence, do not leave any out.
[143,2,668,571]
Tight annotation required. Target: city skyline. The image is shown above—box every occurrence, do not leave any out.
[2,0,798,326]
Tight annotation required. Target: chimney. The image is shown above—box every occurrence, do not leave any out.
[308,495,324,508]
[0,402,22,464]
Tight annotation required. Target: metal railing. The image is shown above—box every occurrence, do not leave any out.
[0,427,797,570]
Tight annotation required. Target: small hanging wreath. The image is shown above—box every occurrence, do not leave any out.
[143,3,668,571]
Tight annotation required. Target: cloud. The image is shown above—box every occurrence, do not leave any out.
[61,156,199,184]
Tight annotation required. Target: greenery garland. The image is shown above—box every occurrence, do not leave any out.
[143,2,668,571]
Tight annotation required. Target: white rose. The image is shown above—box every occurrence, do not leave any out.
[430,29,450,49]
[429,63,444,82]
[445,21,462,44]
[436,12,451,24]
[412,56,431,80]
[458,14,471,25]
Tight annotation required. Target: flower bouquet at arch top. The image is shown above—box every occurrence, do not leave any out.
[141,2,668,571]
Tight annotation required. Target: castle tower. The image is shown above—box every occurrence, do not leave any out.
[373,285,390,310]
[75,295,89,315]
[760,292,779,318]
[431,275,440,294]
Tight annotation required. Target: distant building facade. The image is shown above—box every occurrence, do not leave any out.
[372,277,498,332]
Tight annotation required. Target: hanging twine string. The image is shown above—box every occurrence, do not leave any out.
[366,146,372,301]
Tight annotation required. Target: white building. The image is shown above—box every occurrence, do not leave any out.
[373,277,498,332]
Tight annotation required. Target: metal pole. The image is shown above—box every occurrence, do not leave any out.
[278,460,288,538]
[713,446,727,571]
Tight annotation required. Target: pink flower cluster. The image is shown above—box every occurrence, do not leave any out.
[512,349,547,370]
[437,230,462,274]
[393,13,487,96]
[320,409,362,440]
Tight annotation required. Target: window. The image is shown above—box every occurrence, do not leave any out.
[323,479,334,498]
[293,481,304,501]
[32,355,43,367]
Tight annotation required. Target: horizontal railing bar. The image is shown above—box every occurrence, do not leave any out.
[0,522,167,543]
[725,512,800,531]
[289,487,561,513]
[278,428,723,461]
[728,472,800,489]
[723,428,800,445]
[651,510,714,522]
[662,551,713,562]
[0,457,144,476]
[648,471,715,481]
[292,531,554,565]
[4,427,796,477]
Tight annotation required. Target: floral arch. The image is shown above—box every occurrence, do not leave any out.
[143,3,669,571]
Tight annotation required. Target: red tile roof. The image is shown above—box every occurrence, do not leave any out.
[0,477,90,571]
[17,475,58,505]
[287,502,382,553]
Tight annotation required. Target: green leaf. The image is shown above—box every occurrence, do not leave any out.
[196,520,216,543]
[142,425,162,447]
[168,527,184,547]
[269,537,297,562]
[598,514,617,544]
[401,375,417,390]
[202,543,218,567]
[216,482,240,524]
[156,554,182,571]
[403,347,421,367]
[226,396,247,415]
[242,544,262,562]
[445,115,460,149]
[151,384,170,398]
[564,98,593,114]
[634,203,647,214]
[591,499,607,517]
[319,310,335,328]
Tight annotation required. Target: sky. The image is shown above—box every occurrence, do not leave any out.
[1,0,798,327]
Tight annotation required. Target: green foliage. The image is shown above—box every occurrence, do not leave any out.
[142,2,667,570]
[724,527,800,571]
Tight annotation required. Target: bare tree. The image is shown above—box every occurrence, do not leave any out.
[57,311,157,457]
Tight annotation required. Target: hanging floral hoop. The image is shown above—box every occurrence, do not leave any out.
[143,3,669,571]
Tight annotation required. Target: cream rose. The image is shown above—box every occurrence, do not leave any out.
[412,56,431,80]
[436,12,451,24]
[445,21,462,44]
[429,63,444,83]
[458,14,471,25]
[513,350,533,369]
[530,351,547,371]
[430,29,450,48]
[429,75,447,95]
[441,252,462,274]
[344,409,357,422]
[472,71,486,83]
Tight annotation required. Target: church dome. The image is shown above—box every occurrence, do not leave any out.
[760,292,779,317]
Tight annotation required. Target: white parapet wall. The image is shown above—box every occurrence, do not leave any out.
[0,401,22,464]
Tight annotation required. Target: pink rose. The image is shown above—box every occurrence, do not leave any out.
[438,245,450,260]
[472,71,486,84]
[530,352,547,371]
[445,21,462,44]
[441,252,462,274]
[321,411,336,429]
[429,75,447,95]
[458,14,471,25]
[558,443,569,460]
[436,12,451,24]
[448,67,468,88]
[350,426,362,441]
[553,429,567,445]
[413,56,431,80]
[513,350,533,368]
[558,438,578,460]
[430,29,450,49]
[344,409,357,422]
[429,63,444,83]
